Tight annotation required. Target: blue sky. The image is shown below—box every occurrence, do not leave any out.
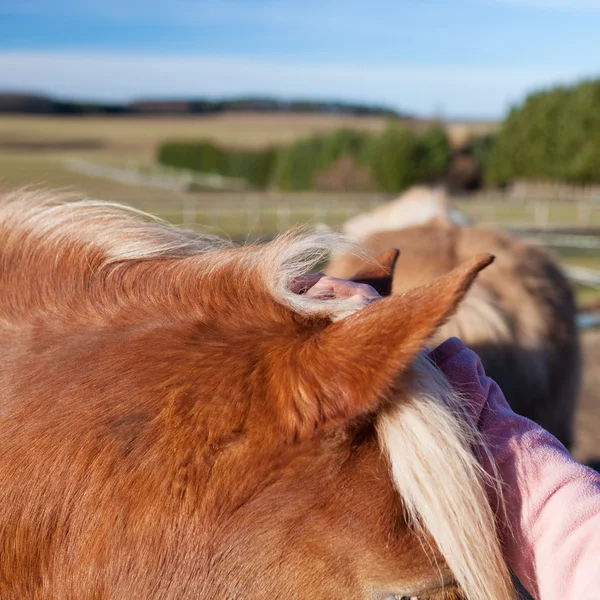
[0,0,599,118]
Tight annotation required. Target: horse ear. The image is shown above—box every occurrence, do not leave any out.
[277,254,494,440]
[350,248,399,297]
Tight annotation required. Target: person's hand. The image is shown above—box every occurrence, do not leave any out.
[292,273,381,306]
[429,337,489,424]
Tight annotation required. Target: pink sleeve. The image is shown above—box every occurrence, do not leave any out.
[431,338,600,600]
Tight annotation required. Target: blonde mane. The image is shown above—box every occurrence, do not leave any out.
[379,356,514,600]
[437,283,512,346]
[343,186,469,241]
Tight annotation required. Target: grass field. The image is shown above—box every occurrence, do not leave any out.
[0,114,391,159]
[0,114,498,158]
[2,114,599,304]
[0,113,502,228]
[4,149,600,234]
[0,114,396,229]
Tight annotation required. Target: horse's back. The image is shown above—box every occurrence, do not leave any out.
[456,226,580,447]
[328,223,580,446]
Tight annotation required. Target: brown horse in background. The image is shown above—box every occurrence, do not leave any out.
[327,187,581,449]
[0,191,516,600]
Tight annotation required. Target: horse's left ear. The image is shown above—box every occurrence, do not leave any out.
[350,248,399,297]
[274,253,493,440]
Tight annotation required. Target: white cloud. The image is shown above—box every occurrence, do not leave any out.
[0,51,594,118]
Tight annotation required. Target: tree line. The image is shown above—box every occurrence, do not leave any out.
[486,79,600,185]
[0,93,403,118]
[159,77,600,192]
[157,124,452,192]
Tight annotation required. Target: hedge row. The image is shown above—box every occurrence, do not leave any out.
[157,123,451,193]
[158,142,277,188]
[486,79,600,184]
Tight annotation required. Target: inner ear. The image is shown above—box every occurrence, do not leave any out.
[350,249,399,297]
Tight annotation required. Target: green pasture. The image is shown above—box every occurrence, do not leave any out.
[0,152,384,237]
[1,114,600,307]
[4,152,600,232]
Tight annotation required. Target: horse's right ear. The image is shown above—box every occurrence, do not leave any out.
[274,254,494,440]
[350,249,399,297]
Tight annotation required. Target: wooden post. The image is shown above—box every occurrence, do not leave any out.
[314,200,327,226]
[183,198,197,228]
[208,206,220,231]
[277,202,291,232]
[577,198,592,227]
[246,197,261,230]
[534,199,549,229]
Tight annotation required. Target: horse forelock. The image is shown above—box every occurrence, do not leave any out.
[0,190,364,326]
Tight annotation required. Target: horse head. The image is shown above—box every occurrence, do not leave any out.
[0,192,514,600]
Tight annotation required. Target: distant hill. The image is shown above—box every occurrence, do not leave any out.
[0,93,406,118]
[0,94,128,115]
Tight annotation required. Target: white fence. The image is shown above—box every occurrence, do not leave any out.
[62,158,600,233]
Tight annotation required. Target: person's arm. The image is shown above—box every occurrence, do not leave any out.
[432,338,600,600]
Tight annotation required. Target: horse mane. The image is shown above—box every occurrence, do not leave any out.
[0,190,362,324]
[438,282,512,346]
[378,356,512,600]
[343,186,469,241]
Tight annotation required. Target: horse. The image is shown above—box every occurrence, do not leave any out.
[0,191,516,600]
[327,187,581,450]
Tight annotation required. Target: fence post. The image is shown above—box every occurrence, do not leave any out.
[246,197,261,231]
[314,200,327,227]
[207,206,220,231]
[277,202,291,232]
[577,196,592,227]
[183,198,197,228]
[534,199,549,229]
